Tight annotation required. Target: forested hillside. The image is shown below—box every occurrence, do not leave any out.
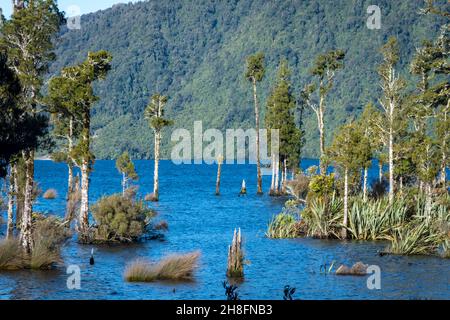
[49,0,446,159]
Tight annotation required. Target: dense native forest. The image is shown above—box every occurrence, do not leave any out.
[49,0,447,159]
[0,0,448,289]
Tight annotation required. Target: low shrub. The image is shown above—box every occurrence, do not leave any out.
[43,189,57,199]
[91,194,155,243]
[124,251,200,282]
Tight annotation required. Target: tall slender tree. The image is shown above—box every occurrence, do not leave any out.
[1,0,62,252]
[116,151,138,196]
[302,50,345,175]
[144,93,172,202]
[245,52,265,194]
[376,37,406,205]
[46,75,83,197]
[329,122,367,239]
[265,59,302,195]
[53,51,112,238]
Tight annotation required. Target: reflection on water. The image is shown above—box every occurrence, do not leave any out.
[0,160,449,300]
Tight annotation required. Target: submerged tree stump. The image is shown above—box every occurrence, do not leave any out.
[215,155,223,196]
[227,228,244,278]
[239,180,247,195]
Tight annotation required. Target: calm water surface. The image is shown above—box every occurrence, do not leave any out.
[0,160,449,300]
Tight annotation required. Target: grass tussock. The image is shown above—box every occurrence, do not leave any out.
[266,201,305,239]
[29,216,70,269]
[43,189,57,199]
[124,251,200,282]
[0,239,24,270]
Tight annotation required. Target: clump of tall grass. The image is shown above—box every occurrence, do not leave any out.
[348,197,409,240]
[43,189,57,199]
[266,200,304,239]
[0,216,69,270]
[301,193,343,239]
[29,216,70,269]
[124,251,200,282]
[0,238,24,270]
[386,218,444,256]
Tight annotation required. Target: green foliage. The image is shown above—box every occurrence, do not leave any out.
[47,0,445,159]
[301,192,343,239]
[265,59,303,169]
[144,94,173,131]
[308,174,335,199]
[245,52,265,82]
[116,152,138,180]
[266,201,304,239]
[387,218,444,256]
[348,197,409,240]
[91,194,155,243]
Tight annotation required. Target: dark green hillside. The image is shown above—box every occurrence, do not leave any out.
[49,0,447,159]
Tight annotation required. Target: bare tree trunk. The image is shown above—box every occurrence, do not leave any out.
[227,228,244,278]
[318,96,326,175]
[252,79,263,194]
[388,124,395,205]
[20,149,34,253]
[274,159,280,195]
[363,167,368,202]
[441,104,448,187]
[215,156,223,196]
[270,154,275,195]
[67,117,74,197]
[122,172,126,196]
[153,130,161,201]
[342,168,349,239]
[378,161,383,183]
[79,159,90,235]
[7,164,15,238]
[13,162,22,227]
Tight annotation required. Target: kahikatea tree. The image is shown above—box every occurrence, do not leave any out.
[355,104,376,201]
[55,51,113,239]
[0,0,62,252]
[265,59,302,195]
[245,52,265,194]
[329,122,368,239]
[376,37,406,205]
[116,151,138,196]
[46,73,83,197]
[302,49,345,175]
[144,93,172,202]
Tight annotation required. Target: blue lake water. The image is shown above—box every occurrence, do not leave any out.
[0,160,449,300]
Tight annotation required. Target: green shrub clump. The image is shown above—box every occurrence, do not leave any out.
[92,194,155,243]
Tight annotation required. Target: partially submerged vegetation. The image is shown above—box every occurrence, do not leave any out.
[124,251,200,282]
[89,194,156,243]
[43,189,57,199]
[0,216,69,270]
[226,229,244,278]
